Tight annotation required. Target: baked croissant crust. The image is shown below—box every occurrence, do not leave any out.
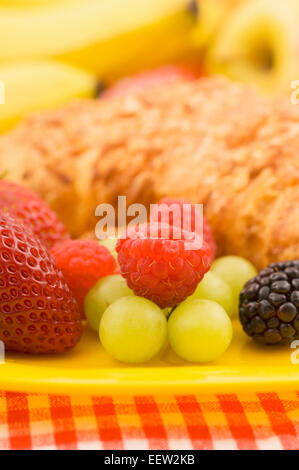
[0,76,299,269]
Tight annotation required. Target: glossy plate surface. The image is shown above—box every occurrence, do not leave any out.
[0,320,298,394]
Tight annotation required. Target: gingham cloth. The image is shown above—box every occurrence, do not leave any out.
[0,391,298,450]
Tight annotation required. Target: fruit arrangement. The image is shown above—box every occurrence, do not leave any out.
[0,183,243,363]
[0,180,119,355]
[1,0,299,386]
[84,203,262,363]
[84,199,239,364]
[1,175,299,370]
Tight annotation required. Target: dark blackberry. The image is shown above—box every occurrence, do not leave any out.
[239,260,299,345]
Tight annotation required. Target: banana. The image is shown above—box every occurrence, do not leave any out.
[0,1,69,6]
[194,0,243,49]
[0,60,97,133]
[0,0,197,81]
[205,0,299,95]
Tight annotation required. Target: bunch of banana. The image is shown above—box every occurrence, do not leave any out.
[0,0,197,82]
[205,0,299,95]
[0,0,200,133]
[0,60,97,132]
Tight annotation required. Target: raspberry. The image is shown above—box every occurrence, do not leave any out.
[50,240,117,316]
[116,222,212,308]
[150,198,216,261]
[0,180,69,249]
[0,214,82,354]
[239,260,299,345]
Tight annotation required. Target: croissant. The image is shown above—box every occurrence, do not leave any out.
[0,76,299,269]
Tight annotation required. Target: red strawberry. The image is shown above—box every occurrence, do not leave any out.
[102,65,197,99]
[0,180,70,249]
[0,214,82,354]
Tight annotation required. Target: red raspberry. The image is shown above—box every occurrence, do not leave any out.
[116,222,212,308]
[0,180,70,249]
[151,198,216,261]
[0,214,82,354]
[102,65,197,99]
[50,240,117,316]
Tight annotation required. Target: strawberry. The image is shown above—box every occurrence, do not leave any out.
[0,214,82,354]
[102,65,197,99]
[0,180,70,249]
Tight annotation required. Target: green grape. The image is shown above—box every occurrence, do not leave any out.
[99,238,118,261]
[188,271,234,317]
[211,256,257,311]
[168,299,233,363]
[85,275,133,332]
[100,296,167,363]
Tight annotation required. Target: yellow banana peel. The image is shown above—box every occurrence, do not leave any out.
[205,0,299,95]
[0,0,197,80]
[0,60,97,133]
[193,0,243,49]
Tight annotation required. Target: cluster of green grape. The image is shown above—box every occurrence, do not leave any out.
[85,242,257,364]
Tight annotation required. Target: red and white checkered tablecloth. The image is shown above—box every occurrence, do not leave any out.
[0,390,298,450]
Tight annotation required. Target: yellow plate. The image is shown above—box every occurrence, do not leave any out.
[1,320,298,395]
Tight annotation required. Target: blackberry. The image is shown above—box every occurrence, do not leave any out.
[239,260,299,345]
